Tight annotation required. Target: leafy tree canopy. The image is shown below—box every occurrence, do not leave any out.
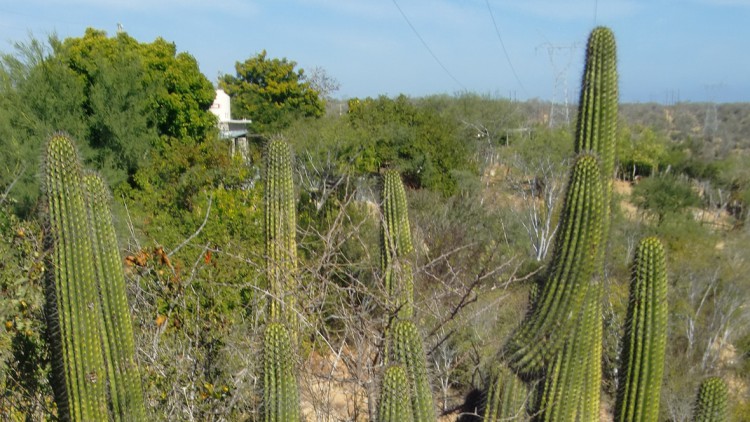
[219,50,324,134]
[0,29,215,215]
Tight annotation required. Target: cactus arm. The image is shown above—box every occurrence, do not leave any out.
[388,320,435,422]
[264,138,298,332]
[505,154,603,372]
[85,173,147,420]
[693,377,728,422]
[378,365,414,422]
[263,323,300,422]
[381,170,415,319]
[44,134,109,420]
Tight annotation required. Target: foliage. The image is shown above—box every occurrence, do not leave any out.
[0,203,50,418]
[220,50,324,134]
[632,174,701,222]
[0,29,215,216]
[346,95,476,196]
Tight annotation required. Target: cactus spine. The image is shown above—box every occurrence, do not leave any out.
[263,322,300,422]
[615,237,667,422]
[381,170,414,319]
[264,138,298,332]
[85,173,147,420]
[483,364,529,421]
[388,319,436,422]
[378,365,414,422]
[693,377,728,422]
[44,134,109,420]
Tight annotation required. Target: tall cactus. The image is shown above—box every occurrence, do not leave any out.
[85,173,147,420]
[693,377,728,422]
[483,364,529,421]
[575,25,618,246]
[378,365,414,422]
[388,319,436,422]
[43,134,109,420]
[264,138,298,332]
[381,169,414,319]
[615,237,668,422]
[505,153,604,373]
[262,323,300,422]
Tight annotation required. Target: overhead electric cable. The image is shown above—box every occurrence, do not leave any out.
[391,0,467,91]
[485,0,528,98]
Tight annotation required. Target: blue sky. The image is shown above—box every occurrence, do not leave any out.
[1,0,748,103]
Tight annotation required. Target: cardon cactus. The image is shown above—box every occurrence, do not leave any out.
[262,323,300,422]
[85,173,146,420]
[505,153,603,373]
[378,365,414,422]
[264,138,298,331]
[43,133,109,420]
[615,237,668,422]
[575,25,618,245]
[381,169,414,319]
[693,377,728,422]
[483,364,529,421]
[388,319,436,422]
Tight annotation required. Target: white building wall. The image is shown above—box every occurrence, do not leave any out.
[209,89,231,122]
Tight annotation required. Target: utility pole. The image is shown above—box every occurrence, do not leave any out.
[536,42,581,128]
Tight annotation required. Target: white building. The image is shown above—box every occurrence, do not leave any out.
[209,89,252,160]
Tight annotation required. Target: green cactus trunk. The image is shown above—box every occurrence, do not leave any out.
[381,170,415,319]
[43,134,109,421]
[84,173,147,421]
[693,377,728,422]
[378,365,414,422]
[574,26,618,250]
[615,237,668,422]
[387,319,436,422]
[505,153,604,373]
[262,323,300,422]
[264,138,298,333]
[483,364,529,421]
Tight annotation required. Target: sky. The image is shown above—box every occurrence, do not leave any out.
[0,0,748,103]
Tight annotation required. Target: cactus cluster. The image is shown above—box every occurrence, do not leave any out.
[693,377,728,422]
[264,138,298,330]
[43,133,145,420]
[500,26,620,421]
[378,365,414,422]
[615,237,668,422]
[381,169,415,319]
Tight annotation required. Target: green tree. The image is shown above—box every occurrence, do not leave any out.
[220,50,324,134]
[632,174,701,222]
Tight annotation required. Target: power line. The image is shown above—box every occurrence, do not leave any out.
[391,0,466,91]
[485,0,528,98]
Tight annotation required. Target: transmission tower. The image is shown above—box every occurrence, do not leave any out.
[536,42,580,128]
[703,83,723,139]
